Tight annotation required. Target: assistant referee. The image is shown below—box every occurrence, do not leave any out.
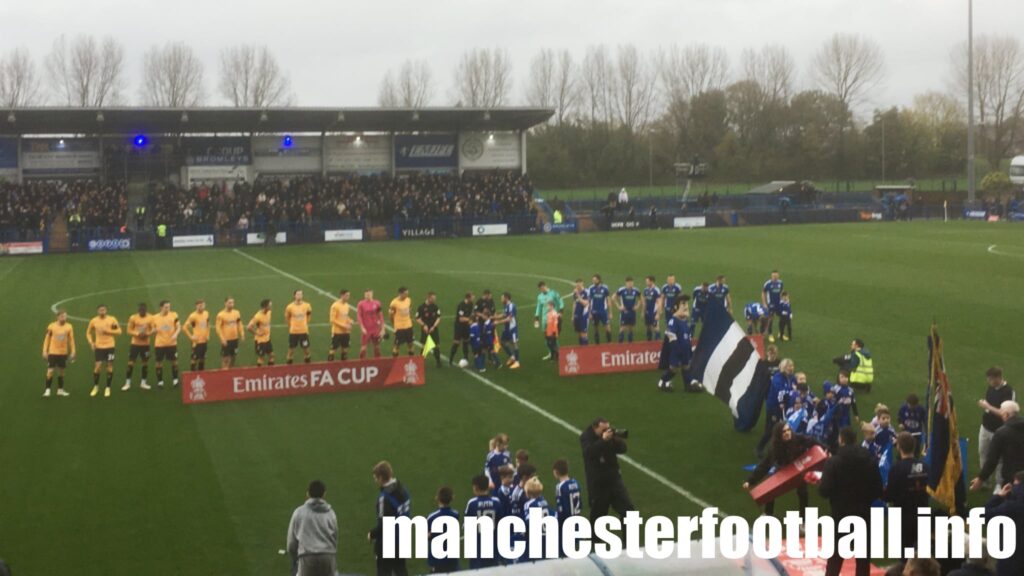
[416,292,442,368]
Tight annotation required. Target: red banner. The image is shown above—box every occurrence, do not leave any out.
[181,356,425,404]
[777,538,885,576]
[559,341,662,377]
[558,335,764,377]
[749,445,829,504]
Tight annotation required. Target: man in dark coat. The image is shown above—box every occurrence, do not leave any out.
[819,427,883,576]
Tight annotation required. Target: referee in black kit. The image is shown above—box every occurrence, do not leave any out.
[416,292,442,367]
[450,292,475,365]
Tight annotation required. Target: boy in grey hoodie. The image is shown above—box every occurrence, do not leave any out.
[287,480,338,576]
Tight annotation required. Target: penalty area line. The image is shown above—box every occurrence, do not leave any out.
[232,248,721,514]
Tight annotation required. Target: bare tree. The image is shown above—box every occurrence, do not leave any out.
[46,35,126,106]
[660,44,730,105]
[452,48,512,107]
[0,48,41,108]
[219,45,292,107]
[811,33,885,112]
[378,59,434,107]
[141,42,204,107]
[611,45,658,133]
[579,45,614,125]
[740,44,795,103]
[950,35,1024,168]
[525,49,579,124]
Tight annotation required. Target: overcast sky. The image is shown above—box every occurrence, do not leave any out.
[2,0,1022,111]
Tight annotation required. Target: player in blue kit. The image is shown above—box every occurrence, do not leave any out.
[898,393,927,454]
[521,477,554,561]
[744,302,769,335]
[709,274,731,312]
[690,281,711,327]
[613,276,641,343]
[587,274,611,344]
[495,292,521,369]
[571,279,590,345]
[661,274,683,318]
[476,311,501,372]
[657,295,699,392]
[762,270,784,342]
[427,486,460,574]
[642,276,661,341]
[484,433,511,488]
[465,474,504,570]
[552,459,582,524]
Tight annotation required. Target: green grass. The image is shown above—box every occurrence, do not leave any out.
[1,221,1022,575]
[540,179,967,201]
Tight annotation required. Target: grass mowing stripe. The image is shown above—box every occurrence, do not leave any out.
[233,248,721,513]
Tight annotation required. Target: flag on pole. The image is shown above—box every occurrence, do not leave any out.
[925,325,966,515]
[421,335,436,358]
[689,302,770,431]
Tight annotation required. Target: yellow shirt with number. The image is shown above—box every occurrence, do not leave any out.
[154,312,179,348]
[128,313,156,346]
[285,301,312,335]
[185,310,210,344]
[390,297,412,330]
[43,322,75,356]
[87,315,121,349]
[330,301,351,335]
[250,310,272,343]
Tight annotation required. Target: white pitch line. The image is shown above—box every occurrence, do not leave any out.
[0,258,24,284]
[987,244,1024,258]
[232,248,719,513]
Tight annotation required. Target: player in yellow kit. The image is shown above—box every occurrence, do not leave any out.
[328,289,353,361]
[284,289,312,364]
[86,304,122,397]
[247,299,275,366]
[123,303,156,391]
[215,297,244,369]
[153,300,181,387]
[182,299,210,371]
[42,310,76,397]
[389,286,414,357]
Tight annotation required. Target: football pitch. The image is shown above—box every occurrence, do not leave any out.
[2,221,1022,575]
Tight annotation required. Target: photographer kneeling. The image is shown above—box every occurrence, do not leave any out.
[580,417,635,521]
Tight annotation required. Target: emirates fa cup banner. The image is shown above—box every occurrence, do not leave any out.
[181,357,425,404]
[558,342,662,377]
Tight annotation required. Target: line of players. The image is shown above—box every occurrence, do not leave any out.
[567,270,793,345]
[39,286,532,397]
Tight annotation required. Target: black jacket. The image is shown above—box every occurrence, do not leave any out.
[985,487,1024,576]
[580,427,628,489]
[819,444,883,519]
[370,479,410,557]
[748,434,820,485]
[978,416,1024,485]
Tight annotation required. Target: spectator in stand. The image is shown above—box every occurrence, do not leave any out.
[0,180,127,239]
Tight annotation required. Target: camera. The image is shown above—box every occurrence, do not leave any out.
[612,428,629,440]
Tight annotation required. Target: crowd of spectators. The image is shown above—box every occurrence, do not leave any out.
[0,180,127,239]
[146,172,535,232]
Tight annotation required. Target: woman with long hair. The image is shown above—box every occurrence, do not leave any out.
[744,421,821,517]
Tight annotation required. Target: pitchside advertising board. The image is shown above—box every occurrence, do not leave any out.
[673,216,707,229]
[21,139,101,176]
[0,241,44,255]
[472,223,509,237]
[326,135,391,173]
[181,357,426,404]
[459,132,521,170]
[324,229,364,242]
[394,134,458,170]
[172,235,215,248]
[87,238,132,252]
[246,232,287,245]
[559,336,765,377]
